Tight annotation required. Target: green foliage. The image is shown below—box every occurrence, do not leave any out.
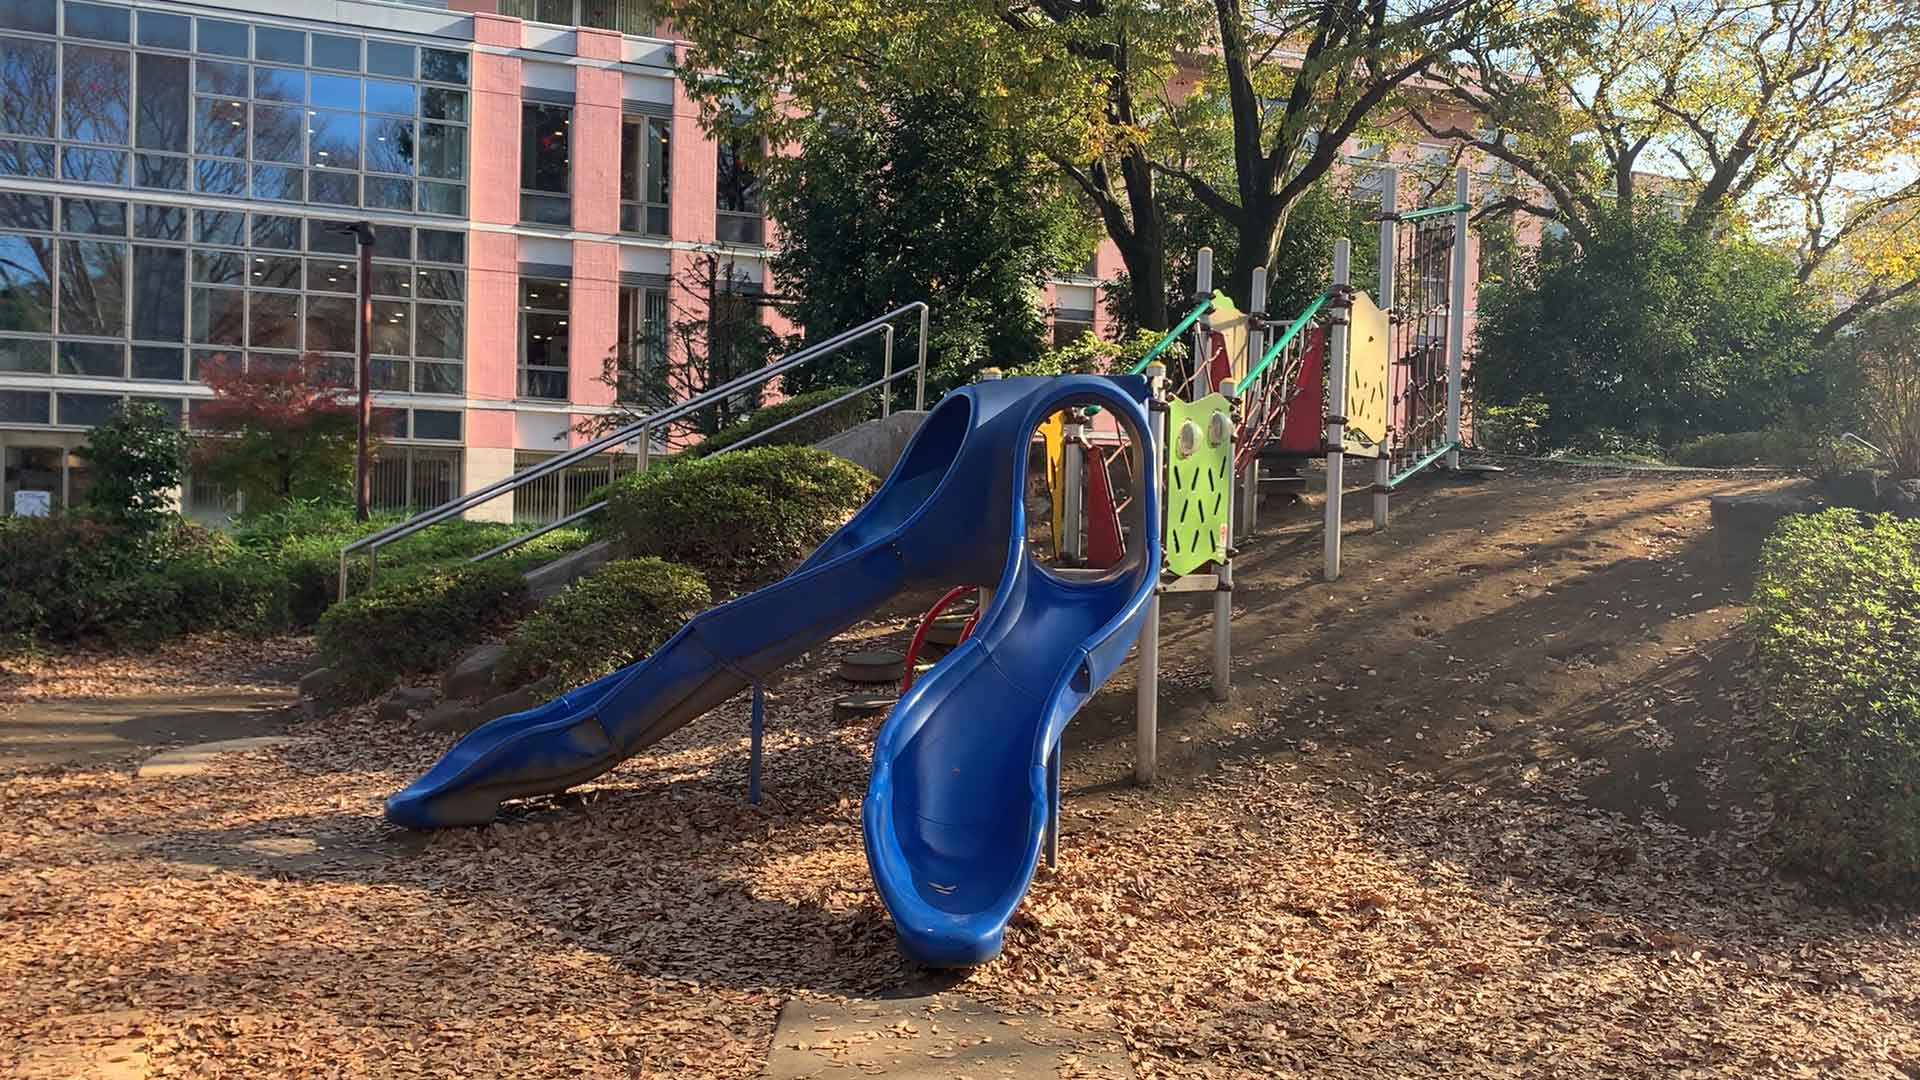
[1473,209,1825,449]
[1750,510,1920,898]
[498,558,712,700]
[316,562,528,695]
[1831,300,1920,479]
[607,446,877,580]
[192,353,357,510]
[1473,395,1550,456]
[692,386,872,458]
[1004,329,1188,378]
[76,401,188,533]
[765,91,1095,397]
[1668,429,1815,469]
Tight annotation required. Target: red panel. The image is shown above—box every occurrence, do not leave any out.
[1084,449,1125,570]
[1276,326,1327,455]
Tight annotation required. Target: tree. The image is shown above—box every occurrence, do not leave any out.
[192,354,358,511]
[1472,208,1824,449]
[76,401,187,533]
[1416,0,1920,340]
[1836,300,1920,479]
[579,248,780,444]
[763,91,1093,396]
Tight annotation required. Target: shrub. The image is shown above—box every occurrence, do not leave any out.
[193,352,357,510]
[692,385,872,458]
[1474,395,1550,456]
[1750,510,1920,898]
[606,445,877,579]
[497,558,711,699]
[76,401,187,533]
[1837,300,1920,479]
[316,562,528,695]
[1669,428,1813,468]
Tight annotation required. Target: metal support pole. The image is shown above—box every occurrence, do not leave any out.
[914,304,930,411]
[1325,239,1352,582]
[1135,360,1167,786]
[1241,268,1268,543]
[1191,248,1213,397]
[1061,424,1085,564]
[1376,170,1397,530]
[635,424,651,474]
[880,325,895,419]
[1045,744,1061,869]
[1211,457,1232,702]
[1446,166,1470,469]
[749,681,765,805]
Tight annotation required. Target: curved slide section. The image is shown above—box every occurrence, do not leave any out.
[864,380,1160,967]
[387,375,1141,830]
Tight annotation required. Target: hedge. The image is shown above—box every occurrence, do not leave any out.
[1669,429,1812,469]
[1750,510,1920,897]
[315,562,528,695]
[497,557,711,700]
[607,445,877,580]
[691,386,870,458]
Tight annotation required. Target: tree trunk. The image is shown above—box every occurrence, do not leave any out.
[1227,197,1291,309]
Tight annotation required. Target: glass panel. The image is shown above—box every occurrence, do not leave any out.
[138,11,190,50]
[251,165,302,201]
[58,391,122,426]
[645,205,667,235]
[0,191,51,228]
[364,78,413,116]
[365,116,413,174]
[64,3,131,44]
[246,252,300,289]
[0,37,57,138]
[192,249,244,284]
[716,139,762,214]
[520,368,565,400]
[307,220,353,254]
[414,267,462,301]
[196,60,246,96]
[522,279,567,310]
[304,294,353,352]
[369,358,407,390]
[364,176,411,210]
[306,257,355,293]
[416,229,462,264]
[251,65,301,103]
[132,203,184,240]
[716,213,763,246]
[251,103,302,163]
[415,302,460,358]
[372,300,408,355]
[371,263,409,296]
[312,34,359,72]
[132,152,184,189]
[307,109,359,168]
[58,339,122,376]
[189,286,243,344]
[0,336,51,373]
[0,1,55,34]
[196,19,246,57]
[308,74,359,110]
[374,227,409,260]
[247,290,297,348]
[130,244,183,340]
[522,312,568,366]
[63,45,129,144]
[0,388,50,423]
[128,395,181,425]
[250,214,300,250]
[134,53,189,151]
[193,158,245,195]
[413,407,460,438]
[308,170,356,206]
[419,121,462,180]
[419,182,463,216]
[60,146,124,183]
[61,197,125,235]
[367,40,413,79]
[194,96,246,157]
[253,26,303,65]
[521,103,569,193]
[421,87,465,122]
[57,239,126,336]
[194,210,242,246]
[0,140,57,178]
[520,193,567,227]
[0,233,53,330]
[131,344,182,379]
[420,48,467,85]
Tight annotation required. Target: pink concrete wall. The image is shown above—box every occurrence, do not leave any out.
[569,240,620,410]
[466,230,519,404]
[469,19,522,227]
[668,50,718,244]
[467,407,515,449]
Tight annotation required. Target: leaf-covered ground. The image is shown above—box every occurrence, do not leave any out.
[3,469,1917,1078]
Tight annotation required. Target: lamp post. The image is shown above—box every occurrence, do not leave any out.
[331,221,377,521]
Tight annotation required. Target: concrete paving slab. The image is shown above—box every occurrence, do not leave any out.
[763,992,1131,1079]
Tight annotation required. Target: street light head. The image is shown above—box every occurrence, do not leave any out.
[329,220,376,246]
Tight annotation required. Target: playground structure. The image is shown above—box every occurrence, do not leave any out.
[380,168,1474,967]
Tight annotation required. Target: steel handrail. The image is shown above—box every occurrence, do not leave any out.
[338,302,930,598]
[1839,432,1893,462]
[1237,291,1330,391]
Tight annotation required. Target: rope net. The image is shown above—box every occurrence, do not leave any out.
[1388,215,1456,465]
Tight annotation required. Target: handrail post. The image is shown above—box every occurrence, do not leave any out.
[914,304,929,411]
[1446,165,1469,469]
[881,325,895,419]
[635,422,651,474]
[1376,167,1399,529]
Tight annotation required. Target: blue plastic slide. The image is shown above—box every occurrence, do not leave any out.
[385,375,1159,968]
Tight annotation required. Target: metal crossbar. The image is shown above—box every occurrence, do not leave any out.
[338,302,932,598]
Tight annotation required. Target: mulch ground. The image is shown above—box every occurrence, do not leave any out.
[3,466,1917,1078]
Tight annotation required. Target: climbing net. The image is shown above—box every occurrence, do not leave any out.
[1388,215,1456,464]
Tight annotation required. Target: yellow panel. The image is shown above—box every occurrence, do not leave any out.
[1201,291,1251,391]
[1039,413,1066,555]
[1344,290,1390,459]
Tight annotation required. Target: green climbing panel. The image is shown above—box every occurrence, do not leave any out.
[1163,392,1234,577]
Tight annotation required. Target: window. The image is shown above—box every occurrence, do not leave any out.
[519,277,569,399]
[715,137,763,245]
[620,115,669,235]
[500,0,658,36]
[1051,309,1094,348]
[521,102,571,226]
[615,282,666,401]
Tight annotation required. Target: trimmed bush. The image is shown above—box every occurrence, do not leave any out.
[1750,510,1920,898]
[607,445,877,579]
[316,562,528,695]
[498,557,711,699]
[691,386,871,458]
[1669,428,1813,468]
